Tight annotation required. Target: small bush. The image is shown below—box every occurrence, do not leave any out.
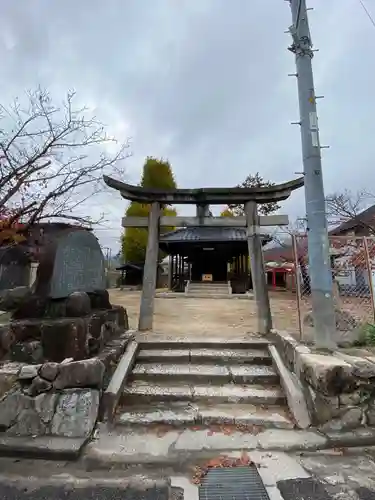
[355,323,375,346]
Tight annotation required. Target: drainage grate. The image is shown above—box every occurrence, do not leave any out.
[198,466,270,500]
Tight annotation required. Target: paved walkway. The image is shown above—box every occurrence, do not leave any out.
[109,289,301,337]
[2,450,375,499]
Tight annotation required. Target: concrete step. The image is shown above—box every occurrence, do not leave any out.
[116,402,294,429]
[121,381,285,405]
[187,285,229,291]
[136,335,270,349]
[185,292,231,299]
[131,362,279,384]
[188,282,229,287]
[137,348,272,365]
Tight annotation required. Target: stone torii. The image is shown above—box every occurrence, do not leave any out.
[104,175,304,334]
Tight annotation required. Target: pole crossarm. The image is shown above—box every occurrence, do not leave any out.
[122,215,289,228]
[103,175,304,204]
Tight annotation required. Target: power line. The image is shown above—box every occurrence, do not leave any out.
[359,0,375,29]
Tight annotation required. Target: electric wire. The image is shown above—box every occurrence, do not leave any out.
[359,0,375,29]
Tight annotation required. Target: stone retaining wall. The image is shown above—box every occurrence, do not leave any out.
[0,331,133,443]
[270,330,375,432]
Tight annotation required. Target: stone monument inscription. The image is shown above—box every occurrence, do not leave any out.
[35,229,106,299]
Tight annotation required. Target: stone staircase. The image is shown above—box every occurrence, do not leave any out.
[115,337,294,430]
[185,281,232,297]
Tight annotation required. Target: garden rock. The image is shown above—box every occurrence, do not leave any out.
[27,376,52,397]
[53,358,105,390]
[19,364,41,380]
[39,362,60,381]
[66,291,91,317]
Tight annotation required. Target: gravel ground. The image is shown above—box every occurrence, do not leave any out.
[109,289,302,337]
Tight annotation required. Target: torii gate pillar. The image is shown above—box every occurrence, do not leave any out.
[245,201,272,334]
[138,202,160,331]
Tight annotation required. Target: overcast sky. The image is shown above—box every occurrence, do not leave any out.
[1,0,374,253]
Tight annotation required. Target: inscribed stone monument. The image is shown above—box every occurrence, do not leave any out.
[35,229,106,299]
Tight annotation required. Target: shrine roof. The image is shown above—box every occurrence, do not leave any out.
[159,226,272,244]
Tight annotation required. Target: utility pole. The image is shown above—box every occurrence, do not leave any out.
[287,0,336,349]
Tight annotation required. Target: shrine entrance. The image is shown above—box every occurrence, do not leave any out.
[104,175,304,334]
[190,250,227,282]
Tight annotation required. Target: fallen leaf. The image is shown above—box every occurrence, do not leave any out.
[190,453,254,484]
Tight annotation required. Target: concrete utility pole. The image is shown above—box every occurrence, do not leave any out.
[287,0,336,349]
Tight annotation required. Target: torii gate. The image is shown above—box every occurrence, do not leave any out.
[104,175,304,334]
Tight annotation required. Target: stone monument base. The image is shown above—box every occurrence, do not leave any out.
[0,288,128,363]
[0,329,134,459]
[1,306,127,364]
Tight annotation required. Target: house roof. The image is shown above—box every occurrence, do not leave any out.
[159,226,271,244]
[262,244,294,263]
[329,204,375,235]
[262,238,309,263]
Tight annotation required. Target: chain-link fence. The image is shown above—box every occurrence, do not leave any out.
[292,234,375,340]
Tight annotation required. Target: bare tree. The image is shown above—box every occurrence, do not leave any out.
[0,88,130,234]
[326,189,375,234]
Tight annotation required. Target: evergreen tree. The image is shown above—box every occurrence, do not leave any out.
[229,172,280,216]
[121,157,177,263]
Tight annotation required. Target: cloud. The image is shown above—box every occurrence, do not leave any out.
[1,0,374,252]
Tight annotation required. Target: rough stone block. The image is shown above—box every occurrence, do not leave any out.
[339,391,362,406]
[0,324,14,352]
[88,290,111,310]
[19,364,41,380]
[39,362,60,381]
[366,401,375,426]
[85,309,125,355]
[299,353,354,395]
[306,387,340,425]
[85,311,107,340]
[97,333,132,369]
[9,319,43,342]
[335,352,375,379]
[10,341,44,364]
[0,390,33,429]
[320,407,363,432]
[50,388,100,438]
[66,291,91,317]
[0,287,32,312]
[41,318,87,361]
[53,358,105,390]
[6,408,46,436]
[0,374,18,400]
[27,376,52,396]
[108,305,128,330]
[11,295,48,320]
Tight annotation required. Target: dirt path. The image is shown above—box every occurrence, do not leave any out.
[109,290,301,337]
